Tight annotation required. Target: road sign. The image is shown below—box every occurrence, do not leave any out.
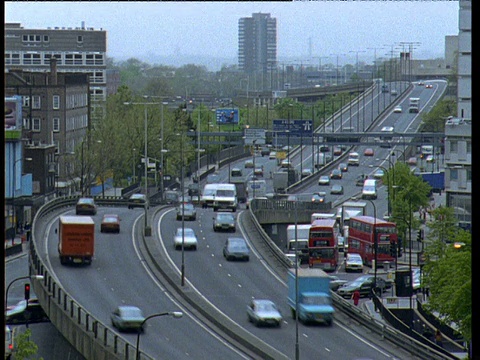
[273,119,313,138]
[244,128,265,145]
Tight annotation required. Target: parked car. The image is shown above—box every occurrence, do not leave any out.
[363,148,374,156]
[213,212,236,232]
[173,227,198,250]
[6,298,49,325]
[75,197,97,215]
[330,184,344,195]
[101,214,120,233]
[345,253,363,272]
[176,202,197,221]
[330,169,342,179]
[223,237,250,261]
[247,299,282,327]
[318,175,330,186]
[111,305,145,333]
[127,193,149,209]
[337,275,380,299]
[338,163,348,172]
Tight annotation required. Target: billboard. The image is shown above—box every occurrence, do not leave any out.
[216,108,239,124]
[5,96,23,131]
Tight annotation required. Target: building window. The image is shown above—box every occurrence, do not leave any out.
[53,95,60,109]
[22,96,30,107]
[44,53,63,65]
[32,96,41,109]
[466,141,471,154]
[32,118,41,132]
[77,35,83,43]
[6,53,21,65]
[450,169,458,181]
[23,53,41,65]
[23,118,31,130]
[43,35,49,42]
[466,168,471,181]
[53,117,60,132]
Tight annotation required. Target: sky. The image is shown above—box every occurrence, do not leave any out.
[5,1,460,69]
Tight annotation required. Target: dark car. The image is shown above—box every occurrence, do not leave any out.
[75,197,97,215]
[6,298,49,325]
[338,163,348,172]
[101,214,120,233]
[311,192,326,203]
[223,237,250,261]
[355,174,367,186]
[330,169,342,179]
[213,212,236,232]
[260,147,270,156]
[164,190,180,205]
[330,184,344,195]
[188,183,200,197]
[128,193,149,209]
[111,305,145,333]
[337,275,387,298]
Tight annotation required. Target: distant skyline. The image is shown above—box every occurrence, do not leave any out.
[5,1,460,70]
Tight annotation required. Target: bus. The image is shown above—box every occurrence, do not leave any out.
[347,216,398,267]
[308,219,339,271]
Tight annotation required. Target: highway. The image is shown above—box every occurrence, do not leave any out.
[19,80,448,359]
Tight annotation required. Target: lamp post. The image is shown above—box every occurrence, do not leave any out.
[132,148,136,184]
[369,164,391,218]
[356,197,378,290]
[6,275,44,308]
[160,102,168,199]
[135,311,183,360]
[177,132,186,286]
[252,139,257,199]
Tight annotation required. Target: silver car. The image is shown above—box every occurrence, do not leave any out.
[247,299,282,327]
[111,305,145,333]
[213,212,236,232]
[174,227,198,250]
[176,203,197,221]
[223,237,249,261]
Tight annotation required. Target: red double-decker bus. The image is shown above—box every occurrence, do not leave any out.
[308,219,339,272]
[347,216,398,267]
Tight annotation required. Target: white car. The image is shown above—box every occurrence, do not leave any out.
[269,151,277,160]
[173,227,198,250]
[393,105,402,113]
[425,155,435,163]
[318,175,330,186]
[247,299,282,327]
[345,253,364,272]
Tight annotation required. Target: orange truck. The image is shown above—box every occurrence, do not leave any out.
[58,215,95,265]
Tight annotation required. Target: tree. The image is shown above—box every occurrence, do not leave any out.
[422,223,471,344]
[13,328,43,360]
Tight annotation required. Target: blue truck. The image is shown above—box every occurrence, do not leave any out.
[419,171,444,195]
[287,268,335,326]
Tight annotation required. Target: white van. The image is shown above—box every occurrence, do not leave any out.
[348,152,360,166]
[212,183,237,212]
[421,145,433,158]
[362,179,377,200]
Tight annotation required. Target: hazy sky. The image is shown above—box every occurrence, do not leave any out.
[5,1,459,67]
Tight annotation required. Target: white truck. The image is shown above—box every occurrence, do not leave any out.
[285,224,312,264]
[272,172,289,194]
[408,97,420,113]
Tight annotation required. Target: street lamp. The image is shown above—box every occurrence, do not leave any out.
[176,132,187,286]
[252,139,257,199]
[6,275,44,308]
[369,164,391,217]
[135,311,183,360]
[160,101,168,199]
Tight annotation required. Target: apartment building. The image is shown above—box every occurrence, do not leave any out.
[238,13,277,73]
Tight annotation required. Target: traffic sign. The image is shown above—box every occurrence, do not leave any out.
[273,119,313,138]
[244,128,265,145]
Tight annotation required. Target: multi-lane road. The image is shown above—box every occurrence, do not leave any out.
[12,80,448,359]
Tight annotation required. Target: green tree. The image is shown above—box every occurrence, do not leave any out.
[422,223,471,343]
[14,328,43,360]
[421,99,456,132]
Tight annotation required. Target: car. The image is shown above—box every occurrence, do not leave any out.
[355,174,367,186]
[311,192,326,203]
[301,168,313,178]
[164,190,180,205]
[407,157,418,166]
[188,183,200,197]
[101,214,120,233]
[390,89,398,96]
[254,167,264,177]
[75,197,97,215]
[345,253,364,272]
[328,276,349,292]
[127,193,149,209]
[330,169,342,179]
[223,237,250,261]
[213,212,236,232]
[282,145,293,152]
[111,305,145,333]
[318,175,330,186]
[244,159,254,168]
[176,202,197,221]
[363,148,374,156]
[319,145,330,153]
[280,159,292,169]
[6,298,49,325]
[269,151,277,160]
[206,173,221,184]
[260,147,270,156]
[330,184,344,195]
[333,146,343,156]
[426,155,435,163]
[247,299,282,327]
[347,152,360,166]
[337,275,382,299]
[173,227,198,250]
[417,81,425,86]
[373,169,385,179]
[393,105,402,113]
[425,84,433,89]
